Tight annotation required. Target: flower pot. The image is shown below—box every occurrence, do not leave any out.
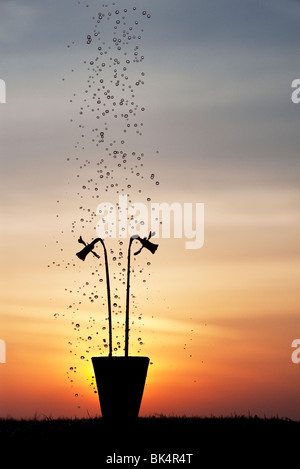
[92,356,150,421]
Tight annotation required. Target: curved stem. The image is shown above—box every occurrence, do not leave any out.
[99,239,112,357]
[125,237,134,357]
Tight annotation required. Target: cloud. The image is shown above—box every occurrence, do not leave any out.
[147,0,300,48]
[0,1,39,44]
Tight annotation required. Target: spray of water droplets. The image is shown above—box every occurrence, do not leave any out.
[52,3,161,405]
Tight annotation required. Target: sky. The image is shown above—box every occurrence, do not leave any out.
[1,0,300,419]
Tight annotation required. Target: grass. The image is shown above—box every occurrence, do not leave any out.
[0,415,299,464]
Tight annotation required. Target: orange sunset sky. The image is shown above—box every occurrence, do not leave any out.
[1,0,300,420]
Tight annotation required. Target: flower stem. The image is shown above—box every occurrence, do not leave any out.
[125,237,134,357]
[99,239,113,357]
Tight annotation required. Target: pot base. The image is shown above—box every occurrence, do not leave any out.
[92,356,150,421]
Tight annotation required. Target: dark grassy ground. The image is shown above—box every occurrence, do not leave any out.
[0,415,299,465]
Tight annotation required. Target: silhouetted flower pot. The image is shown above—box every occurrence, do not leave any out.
[92,356,150,421]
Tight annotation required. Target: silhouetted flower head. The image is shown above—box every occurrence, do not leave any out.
[133,232,158,256]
